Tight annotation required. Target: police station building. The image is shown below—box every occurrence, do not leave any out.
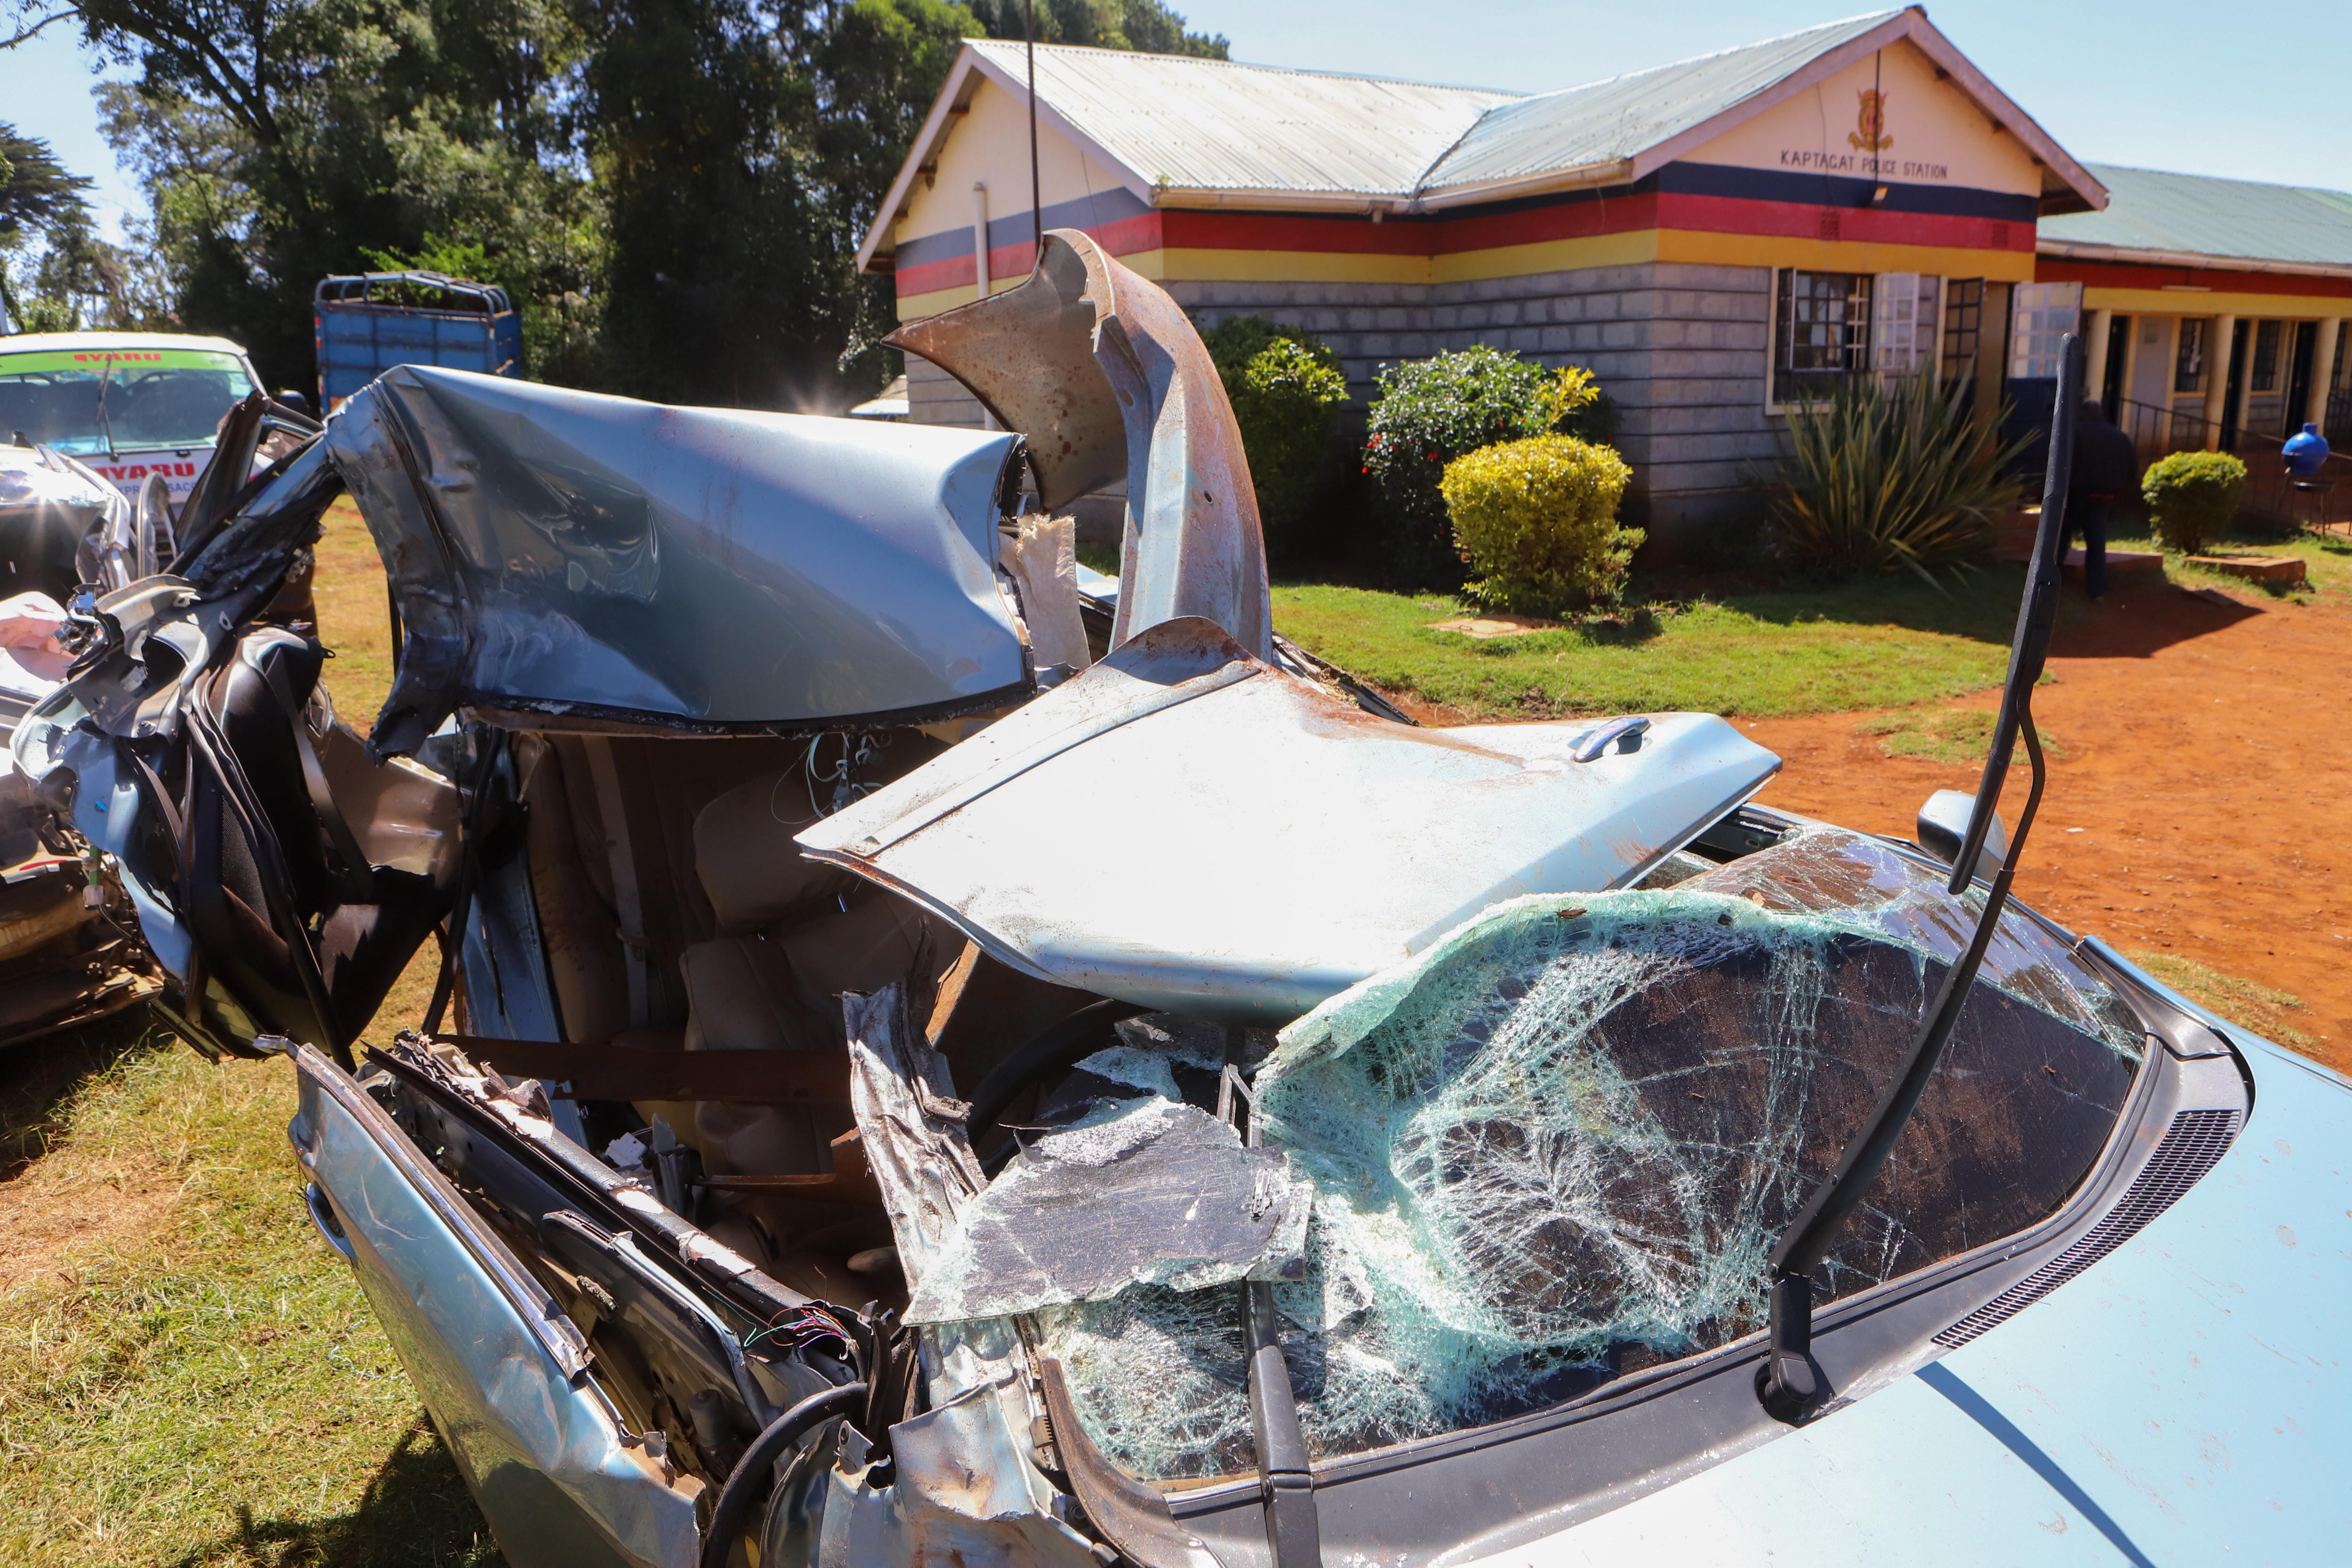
[858,7,2352,551]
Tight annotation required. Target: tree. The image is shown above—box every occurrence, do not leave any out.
[19,0,596,388]
[0,123,95,329]
[961,0,1226,56]
[5,0,1225,402]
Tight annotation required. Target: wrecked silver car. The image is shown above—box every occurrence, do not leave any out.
[0,439,169,1048]
[11,234,2341,1566]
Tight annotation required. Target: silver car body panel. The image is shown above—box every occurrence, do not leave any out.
[290,1044,702,1568]
[321,366,1034,753]
[798,618,1782,1022]
[888,231,1272,662]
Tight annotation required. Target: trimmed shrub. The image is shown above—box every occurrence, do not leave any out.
[1770,373,2024,584]
[1200,317,1350,561]
[2142,450,2247,556]
[1442,435,1639,614]
[1364,347,1599,589]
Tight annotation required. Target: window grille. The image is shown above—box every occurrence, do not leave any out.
[2008,282,2082,380]
[1775,270,1873,404]
[2174,318,2206,394]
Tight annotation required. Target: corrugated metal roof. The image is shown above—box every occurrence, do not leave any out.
[2041,164,2352,270]
[864,11,2099,268]
[967,40,1515,200]
[1421,11,1898,193]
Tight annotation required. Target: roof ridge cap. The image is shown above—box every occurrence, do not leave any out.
[964,37,1522,96]
[2085,161,2352,199]
[1491,7,1904,113]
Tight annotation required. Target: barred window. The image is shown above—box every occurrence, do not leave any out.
[2174,318,2206,394]
[2252,320,2281,392]
[1775,270,1872,404]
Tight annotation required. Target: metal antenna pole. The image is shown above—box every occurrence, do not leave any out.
[1025,0,1042,260]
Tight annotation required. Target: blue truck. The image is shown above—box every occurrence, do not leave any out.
[313,271,521,412]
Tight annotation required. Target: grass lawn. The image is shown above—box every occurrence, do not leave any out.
[2107,519,2352,602]
[2123,949,2317,1051]
[0,496,497,1565]
[0,1029,495,1567]
[1273,566,2041,720]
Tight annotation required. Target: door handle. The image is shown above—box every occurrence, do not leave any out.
[304,1181,357,1264]
[1571,715,1651,763]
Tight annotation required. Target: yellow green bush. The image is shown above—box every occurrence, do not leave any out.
[1440,434,1639,614]
[2141,449,2247,556]
[1367,352,1607,589]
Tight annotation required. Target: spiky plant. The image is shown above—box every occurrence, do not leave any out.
[1769,374,2028,585]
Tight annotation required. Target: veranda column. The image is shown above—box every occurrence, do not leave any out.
[2310,318,2344,429]
[2202,314,2236,451]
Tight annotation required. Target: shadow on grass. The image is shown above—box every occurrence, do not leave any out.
[0,1008,158,1181]
[1690,554,2280,661]
[168,1417,503,1568]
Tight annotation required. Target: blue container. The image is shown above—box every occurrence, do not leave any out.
[314,272,522,413]
[2283,422,2330,475]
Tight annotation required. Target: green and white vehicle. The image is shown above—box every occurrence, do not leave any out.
[0,331,263,509]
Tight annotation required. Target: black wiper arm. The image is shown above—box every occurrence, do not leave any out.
[1757,335,2083,1424]
[95,360,118,461]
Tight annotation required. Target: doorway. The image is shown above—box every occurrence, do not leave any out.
[2221,319,2250,450]
[2286,321,2319,438]
[2100,315,2130,420]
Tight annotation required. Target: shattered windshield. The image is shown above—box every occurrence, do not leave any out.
[1009,825,2144,1483]
[0,348,254,455]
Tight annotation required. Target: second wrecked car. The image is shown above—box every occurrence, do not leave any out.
[12,232,2346,1567]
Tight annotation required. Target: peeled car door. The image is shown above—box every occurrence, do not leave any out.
[288,1043,702,1568]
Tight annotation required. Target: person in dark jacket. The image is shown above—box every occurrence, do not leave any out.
[2067,399,2142,600]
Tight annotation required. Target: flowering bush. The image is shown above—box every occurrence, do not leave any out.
[1442,435,1638,613]
[1201,317,1351,561]
[1364,347,1599,588]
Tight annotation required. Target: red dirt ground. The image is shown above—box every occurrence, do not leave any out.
[1734,578,2352,1073]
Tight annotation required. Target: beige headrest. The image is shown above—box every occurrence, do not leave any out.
[692,772,845,933]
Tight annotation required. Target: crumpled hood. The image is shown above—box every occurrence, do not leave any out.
[798,617,1781,1022]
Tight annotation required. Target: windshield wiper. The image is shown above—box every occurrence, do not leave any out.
[1757,334,2083,1424]
[94,360,118,461]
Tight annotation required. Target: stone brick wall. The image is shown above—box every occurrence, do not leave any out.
[906,355,987,429]
[900,258,1785,554]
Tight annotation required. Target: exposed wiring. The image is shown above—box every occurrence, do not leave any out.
[745,1304,854,1359]
[802,728,892,818]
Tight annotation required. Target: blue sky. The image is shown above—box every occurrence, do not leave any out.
[5,0,2347,245]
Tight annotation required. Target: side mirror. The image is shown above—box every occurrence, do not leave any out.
[1918,788,2008,884]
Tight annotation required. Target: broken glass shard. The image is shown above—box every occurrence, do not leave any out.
[906,1097,1312,1325]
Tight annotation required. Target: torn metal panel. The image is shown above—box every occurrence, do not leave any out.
[319,366,1034,756]
[905,1097,1312,1325]
[290,1045,703,1567]
[808,1376,1102,1568]
[800,618,1782,1023]
[887,231,1271,661]
[0,442,123,602]
[843,984,987,1287]
[887,235,1126,512]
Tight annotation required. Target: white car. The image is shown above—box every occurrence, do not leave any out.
[0,330,265,509]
